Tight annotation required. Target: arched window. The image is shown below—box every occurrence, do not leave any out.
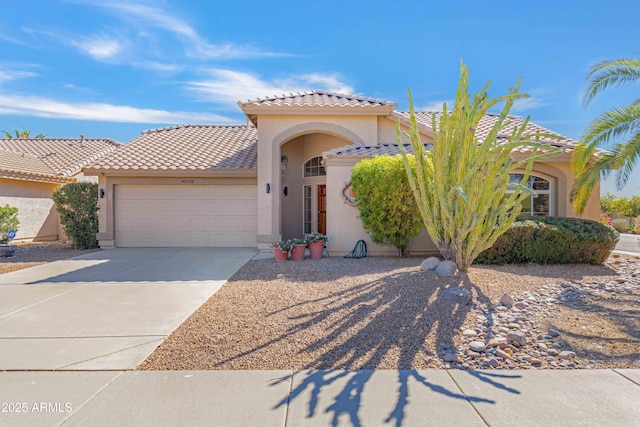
[508,174,552,216]
[303,156,326,177]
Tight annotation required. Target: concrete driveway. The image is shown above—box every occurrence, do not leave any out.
[0,248,256,370]
[615,233,640,254]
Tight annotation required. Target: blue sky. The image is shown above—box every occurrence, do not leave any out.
[1,0,639,196]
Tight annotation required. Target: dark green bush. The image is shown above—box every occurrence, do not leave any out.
[0,205,19,245]
[53,182,99,249]
[476,216,619,265]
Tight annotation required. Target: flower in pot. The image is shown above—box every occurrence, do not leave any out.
[290,238,307,261]
[272,240,292,262]
[305,232,327,259]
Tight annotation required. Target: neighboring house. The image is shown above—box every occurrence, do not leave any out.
[85,91,601,255]
[0,137,120,242]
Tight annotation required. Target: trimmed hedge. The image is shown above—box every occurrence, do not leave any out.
[53,182,99,249]
[0,205,19,245]
[476,216,619,265]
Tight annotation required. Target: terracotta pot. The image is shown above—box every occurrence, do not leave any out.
[290,244,307,261]
[273,248,289,262]
[308,241,325,259]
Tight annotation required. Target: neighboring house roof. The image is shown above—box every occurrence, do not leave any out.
[0,137,120,183]
[85,125,258,173]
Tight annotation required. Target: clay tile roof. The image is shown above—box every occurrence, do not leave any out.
[0,137,120,178]
[239,90,396,109]
[86,124,257,172]
[401,111,579,148]
[0,148,75,182]
[323,143,433,158]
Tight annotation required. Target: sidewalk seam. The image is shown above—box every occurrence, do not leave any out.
[0,284,87,320]
[57,371,124,426]
[612,369,640,387]
[283,370,294,427]
[446,370,490,427]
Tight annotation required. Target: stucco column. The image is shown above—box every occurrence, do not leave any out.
[256,133,282,249]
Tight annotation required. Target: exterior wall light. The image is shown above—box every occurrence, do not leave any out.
[266,183,270,193]
[99,189,105,198]
[284,186,288,196]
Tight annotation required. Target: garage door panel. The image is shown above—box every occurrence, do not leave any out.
[115,185,257,247]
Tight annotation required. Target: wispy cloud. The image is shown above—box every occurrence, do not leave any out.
[77,1,287,60]
[510,95,547,113]
[71,34,123,60]
[419,99,454,111]
[187,69,354,104]
[0,69,37,83]
[0,93,235,124]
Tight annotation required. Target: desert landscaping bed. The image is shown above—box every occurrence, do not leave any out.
[0,241,99,275]
[141,254,639,371]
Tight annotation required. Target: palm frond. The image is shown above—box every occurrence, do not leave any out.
[581,102,640,148]
[570,152,619,214]
[613,132,640,189]
[582,57,640,106]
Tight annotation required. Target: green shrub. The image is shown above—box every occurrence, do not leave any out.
[52,182,99,249]
[611,218,629,233]
[351,155,423,257]
[476,216,619,265]
[0,205,19,245]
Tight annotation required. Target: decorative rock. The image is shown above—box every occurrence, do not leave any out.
[482,358,500,368]
[443,353,459,362]
[462,329,478,337]
[420,257,441,271]
[469,341,486,353]
[559,351,576,360]
[507,331,527,347]
[514,301,528,309]
[443,288,472,304]
[548,329,561,338]
[496,349,512,359]
[530,358,543,366]
[500,293,514,307]
[435,260,458,277]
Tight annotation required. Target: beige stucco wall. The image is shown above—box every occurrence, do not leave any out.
[0,178,60,242]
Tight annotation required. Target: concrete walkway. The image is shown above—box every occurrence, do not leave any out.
[0,248,256,370]
[615,233,640,255]
[0,369,638,426]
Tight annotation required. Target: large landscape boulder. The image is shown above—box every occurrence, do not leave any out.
[435,260,458,276]
[420,257,441,271]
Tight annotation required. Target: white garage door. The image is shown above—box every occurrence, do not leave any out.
[115,185,258,247]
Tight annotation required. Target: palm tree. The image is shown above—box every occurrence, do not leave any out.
[570,56,640,214]
[1,129,46,139]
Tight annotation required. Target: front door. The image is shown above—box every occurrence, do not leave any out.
[317,184,326,234]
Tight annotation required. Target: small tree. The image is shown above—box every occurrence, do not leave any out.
[351,155,423,257]
[52,182,99,249]
[0,205,19,245]
[398,61,560,271]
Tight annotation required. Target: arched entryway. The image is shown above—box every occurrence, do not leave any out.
[279,132,350,239]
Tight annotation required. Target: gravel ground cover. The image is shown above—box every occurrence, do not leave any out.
[140,254,639,371]
[0,241,99,275]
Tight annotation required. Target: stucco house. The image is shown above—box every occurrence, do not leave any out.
[0,137,120,242]
[84,91,600,255]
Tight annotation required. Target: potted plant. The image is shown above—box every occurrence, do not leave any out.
[305,232,328,259]
[290,238,307,261]
[272,240,292,262]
